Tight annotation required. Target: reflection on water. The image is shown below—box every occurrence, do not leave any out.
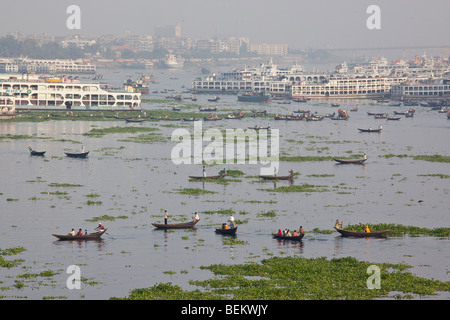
[1,67,449,299]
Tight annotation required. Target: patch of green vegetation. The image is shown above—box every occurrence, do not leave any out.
[257,210,276,218]
[0,247,25,268]
[260,184,329,193]
[48,183,83,187]
[379,154,450,163]
[412,155,450,163]
[417,174,449,179]
[83,126,159,136]
[175,188,216,195]
[118,133,169,144]
[343,223,450,237]
[307,174,335,177]
[112,256,450,300]
[85,215,128,222]
[222,238,248,246]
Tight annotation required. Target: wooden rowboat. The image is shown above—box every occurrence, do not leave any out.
[215,226,238,235]
[259,174,293,180]
[334,227,390,238]
[189,173,228,180]
[152,219,199,229]
[65,151,89,158]
[358,128,382,133]
[125,117,146,123]
[334,158,367,164]
[30,150,46,156]
[259,170,294,180]
[272,233,305,241]
[52,229,107,241]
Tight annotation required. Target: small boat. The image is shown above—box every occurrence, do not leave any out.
[65,151,89,158]
[189,173,228,180]
[182,117,200,121]
[30,150,46,156]
[350,107,358,112]
[215,226,238,236]
[203,116,222,121]
[293,109,311,114]
[52,229,107,241]
[207,96,220,102]
[331,103,340,107]
[386,116,401,121]
[334,227,390,238]
[334,157,367,164]
[125,117,146,123]
[152,220,199,229]
[259,170,294,181]
[272,233,305,241]
[374,114,388,119]
[358,127,382,133]
[199,106,218,112]
[248,125,271,130]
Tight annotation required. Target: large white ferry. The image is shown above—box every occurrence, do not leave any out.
[0,74,141,111]
[291,76,408,99]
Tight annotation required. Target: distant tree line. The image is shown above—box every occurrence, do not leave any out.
[0,36,95,59]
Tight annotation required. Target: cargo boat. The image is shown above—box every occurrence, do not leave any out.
[237,91,271,102]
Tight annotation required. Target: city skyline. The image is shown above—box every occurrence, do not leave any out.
[1,0,449,50]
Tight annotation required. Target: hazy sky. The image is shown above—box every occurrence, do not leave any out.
[1,0,449,50]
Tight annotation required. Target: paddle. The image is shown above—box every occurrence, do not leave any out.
[105,232,116,239]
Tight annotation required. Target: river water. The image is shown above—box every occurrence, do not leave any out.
[0,65,449,300]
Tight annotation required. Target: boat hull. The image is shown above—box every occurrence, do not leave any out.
[65,152,89,158]
[189,174,227,180]
[334,227,390,238]
[215,226,238,235]
[30,151,46,156]
[334,158,367,164]
[272,233,305,241]
[152,220,199,229]
[53,229,106,241]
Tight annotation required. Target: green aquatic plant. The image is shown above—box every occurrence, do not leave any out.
[112,256,450,300]
[260,184,329,193]
[175,188,216,195]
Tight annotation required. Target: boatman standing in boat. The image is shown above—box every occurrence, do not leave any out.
[230,214,235,228]
[81,144,86,153]
[193,212,200,222]
[164,210,168,224]
[202,166,206,178]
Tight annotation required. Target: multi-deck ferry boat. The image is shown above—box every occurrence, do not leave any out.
[0,75,141,111]
[291,76,408,99]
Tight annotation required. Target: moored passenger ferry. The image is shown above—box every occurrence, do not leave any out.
[0,75,141,111]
